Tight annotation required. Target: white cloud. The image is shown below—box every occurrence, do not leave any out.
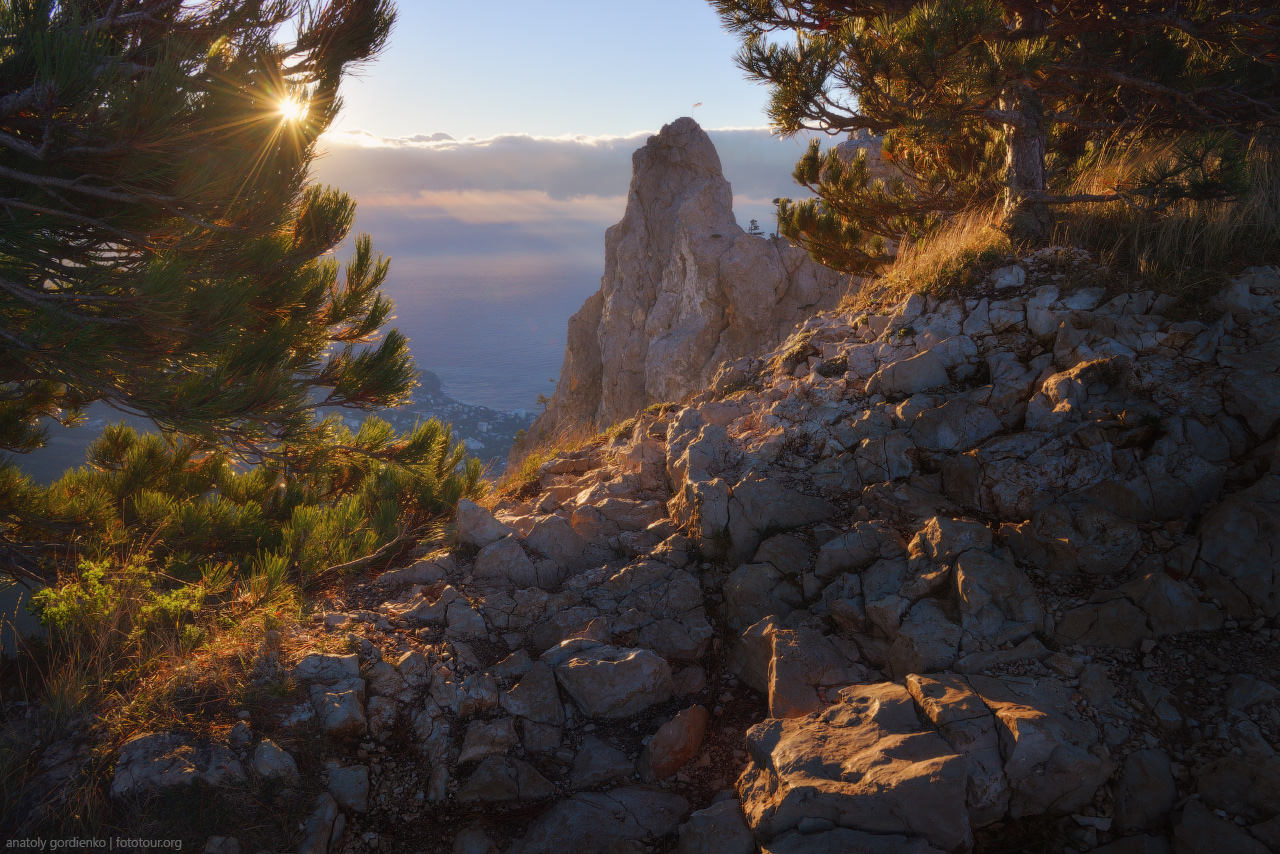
[315,123,820,213]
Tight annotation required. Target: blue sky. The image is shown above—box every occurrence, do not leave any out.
[307,1,837,411]
[332,0,771,139]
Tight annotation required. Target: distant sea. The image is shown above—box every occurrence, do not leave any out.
[384,253,601,412]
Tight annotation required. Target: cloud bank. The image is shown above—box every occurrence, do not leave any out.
[308,123,823,410]
[313,124,821,258]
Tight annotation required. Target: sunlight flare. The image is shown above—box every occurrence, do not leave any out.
[278,94,307,123]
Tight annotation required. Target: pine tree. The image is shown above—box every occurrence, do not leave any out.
[0,1,456,582]
[710,1,1280,271]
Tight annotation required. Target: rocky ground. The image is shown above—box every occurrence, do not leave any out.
[43,255,1280,854]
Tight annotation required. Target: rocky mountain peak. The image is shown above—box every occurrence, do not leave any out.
[516,118,848,456]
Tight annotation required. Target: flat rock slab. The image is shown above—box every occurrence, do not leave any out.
[738,682,973,852]
[111,732,245,800]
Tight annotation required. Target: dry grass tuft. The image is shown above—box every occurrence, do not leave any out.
[0,556,306,838]
[493,423,603,502]
[840,206,1013,312]
[1053,135,1280,311]
[840,135,1279,316]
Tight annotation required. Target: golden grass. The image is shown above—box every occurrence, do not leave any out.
[1052,135,1280,311]
[840,206,1013,313]
[492,422,603,502]
[839,135,1279,317]
[0,557,308,838]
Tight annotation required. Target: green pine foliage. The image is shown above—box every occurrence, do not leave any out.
[27,417,482,597]
[711,0,1280,270]
[20,414,483,655]
[0,1,490,593]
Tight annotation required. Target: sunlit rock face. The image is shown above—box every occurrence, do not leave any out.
[520,116,848,448]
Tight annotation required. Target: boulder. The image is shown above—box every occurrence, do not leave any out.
[905,674,1009,826]
[954,550,1044,645]
[737,682,973,852]
[251,739,298,781]
[1196,476,1280,618]
[638,705,708,782]
[887,599,961,679]
[524,514,586,566]
[768,627,866,718]
[1226,674,1280,710]
[507,788,690,854]
[458,718,519,764]
[297,793,344,854]
[1115,749,1177,833]
[1003,502,1141,576]
[111,732,245,799]
[473,537,542,590]
[553,644,674,719]
[457,499,515,547]
[1223,369,1280,438]
[327,764,369,813]
[569,735,633,789]
[764,829,946,854]
[293,653,360,684]
[456,756,555,804]
[1174,799,1270,854]
[500,663,565,726]
[911,400,1002,453]
[865,349,950,397]
[310,684,367,739]
[1055,597,1150,649]
[725,474,836,564]
[966,675,1113,817]
[909,516,992,565]
[723,563,803,632]
[677,800,756,854]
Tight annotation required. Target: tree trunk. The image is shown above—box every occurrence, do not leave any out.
[1001,83,1050,240]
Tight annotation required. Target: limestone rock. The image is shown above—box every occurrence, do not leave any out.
[507,788,690,854]
[521,116,845,446]
[677,800,756,854]
[251,739,298,781]
[865,349,950,397]
[905,674,1009,826]
[737,682,972,852]
[638,705,708,782]
[723,563,803,632]
[297,793,344,854]
[327,764,370,813]
[473,537,542,590]
[1226,674,1280,710]
[569,735,633,789]
[111,732,245,799]
[764,829,946,854]
[768,626,866,718]
[887,598,961,679]
[293,653,360,684]
[458,717,519,764]
[966,675,1113,817]
[456,756,555,804]
[1196,476,1280,618]
[457,499,515,547]
[310,683,367,739]
[553,644,674,719]
[524,514,586,566]
[500,663,565,726]
[1174,799,1269,854]
[1115,749,1177,833]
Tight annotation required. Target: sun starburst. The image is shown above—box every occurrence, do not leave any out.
[279,95,307,123]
